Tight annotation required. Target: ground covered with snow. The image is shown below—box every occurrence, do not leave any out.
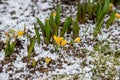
[0,0,120,80]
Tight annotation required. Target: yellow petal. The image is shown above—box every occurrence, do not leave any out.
[61,40,67,46]
[45,57,51,65]
[109,3,114,11]
[18,30,24,37]
[115,13,120,19]
[52,12,56,17]
[74,37,81,43]
[53,35,63,45]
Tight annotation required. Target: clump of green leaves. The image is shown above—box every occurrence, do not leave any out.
[4,29,16,57]
[4,27,25,57]
[36,5,79,45]
[36,17,52,45]
[76,0,99,23]
[94,0,110,36]
[93,0,116,36]
[76,0,116,36]
[76,0,87,23]
[5,38,15,57]
[36,4,61,45]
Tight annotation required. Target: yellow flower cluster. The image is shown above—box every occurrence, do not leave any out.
[53,35,67,46]
[53,35,81,46]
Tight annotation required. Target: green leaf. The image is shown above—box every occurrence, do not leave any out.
[51,20,58,36]
[45,19,51,42]
[88,1,96,19]
[5,39,10,56]
[95,0,110,36]
[49,12,58,36]
[55,4,60,27]
[44,37,50,45]
[72,20,80,39]
[106,11,116,29]
[76,0,81,22]
[34,24,41,45]
[49,12,54,25]
[5,39,15,57]
[28,37,36,62]
[61,17,72,37]
[87,1,92,17]
[93,20,103,36]
[36,17,45,36]
[77,1,87,23]
[96,2,102,23]
[101,0,110,16]
[81,3,87,20]
[97,0,110,23]
[10,41,15,54]
[92,3,97,14]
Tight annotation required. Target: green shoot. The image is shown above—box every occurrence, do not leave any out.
[34,24,41,45]
[55,4,60,27]
[60,17,72,37]
[72,20,80,39]
[106,11,116,29]
[5,38,15,57]
[28,36,36,62]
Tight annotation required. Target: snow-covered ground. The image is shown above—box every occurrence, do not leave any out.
[0,0,120,80]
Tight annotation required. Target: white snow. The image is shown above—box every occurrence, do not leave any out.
[0,50,5,61]
[0,73,9,80]
[0,0,120,79]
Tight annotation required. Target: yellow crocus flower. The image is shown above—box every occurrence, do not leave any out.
[61,40,67,46]
[45,57,51,65]
[115,13,120,19]
[74,37,81,43]
[53,35,63,45]
[17,30,24,37]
